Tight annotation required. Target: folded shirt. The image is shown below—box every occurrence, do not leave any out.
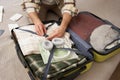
[13,22,74,56]
[25,53,87,79]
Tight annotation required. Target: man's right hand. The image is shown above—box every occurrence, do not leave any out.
[28,12,47,36]
[34,20,46,36]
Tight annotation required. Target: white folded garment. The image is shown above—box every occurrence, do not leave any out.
[14,25,45,55]
[8,24,19,31]
[14,23,74,56]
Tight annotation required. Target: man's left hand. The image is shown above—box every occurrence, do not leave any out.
[46,27,65,40]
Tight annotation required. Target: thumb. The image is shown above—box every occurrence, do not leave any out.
[47,34,57,40]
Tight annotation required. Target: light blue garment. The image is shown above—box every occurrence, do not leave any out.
[0,30,4,36]
[68,29,93,59]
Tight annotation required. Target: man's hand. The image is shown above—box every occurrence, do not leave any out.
[47,13,72,40]
[28,12,72,39]
[47,27,65,40]
[28,12,47,36]
[34,20,46,36]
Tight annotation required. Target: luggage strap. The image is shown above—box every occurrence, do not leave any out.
[42,45,55,80]
[42,46,84,80]
[15,21,56,37]
[104,38,120,50]
[104,20,120,33]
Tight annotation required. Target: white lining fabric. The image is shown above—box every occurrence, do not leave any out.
[90,24,120,52]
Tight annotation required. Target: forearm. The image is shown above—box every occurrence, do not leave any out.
[60,13,72,31]
[60,0,78,30]
[22,0,41,22]
[28,12,42,24]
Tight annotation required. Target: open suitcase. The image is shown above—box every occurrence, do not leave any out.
[11,20,93,80]
[11,11,120,80]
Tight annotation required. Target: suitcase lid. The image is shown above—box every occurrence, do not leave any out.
[68,11,120,59]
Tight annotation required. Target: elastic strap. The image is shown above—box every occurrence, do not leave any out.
[104,20,120,33]
[104,38,120,50]
[16,22,56,36]
[42,46,55,80]
[42,47,84,80]
[18,28,37,35]
[57,47,82,55]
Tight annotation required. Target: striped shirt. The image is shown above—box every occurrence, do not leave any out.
[41,0,56,5]
[22,0,78,16]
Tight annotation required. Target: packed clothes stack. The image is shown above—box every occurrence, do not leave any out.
[11,21,90,80]
[11,12,120,80]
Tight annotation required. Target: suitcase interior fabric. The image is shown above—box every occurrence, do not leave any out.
[68,11,120,62]
[68,12,120,54]
[11,21,93,80]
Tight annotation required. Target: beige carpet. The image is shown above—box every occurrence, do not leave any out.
[0,0,120,80]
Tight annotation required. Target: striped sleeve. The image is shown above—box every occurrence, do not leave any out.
[22,0,41,13]
[61,0,78,16]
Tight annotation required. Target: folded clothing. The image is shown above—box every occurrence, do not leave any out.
[13,22,88,80]
[13,22,74,56]
[25,53,87,79]
[14,25,45,55]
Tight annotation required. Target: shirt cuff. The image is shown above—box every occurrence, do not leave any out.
[61,4,78,16]
[62,10,72,15]
[26,8,36,13]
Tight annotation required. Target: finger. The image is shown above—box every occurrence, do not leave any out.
[47,33,57,40]
[38,26,44,35]
[35,25,41,35]
[43,26,47,33]
[42,25,47,35]
[40,24,47,35]
[35,25,44,36]
[37,25,44,36]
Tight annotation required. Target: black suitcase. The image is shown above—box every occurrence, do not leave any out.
[11,20,93,80]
